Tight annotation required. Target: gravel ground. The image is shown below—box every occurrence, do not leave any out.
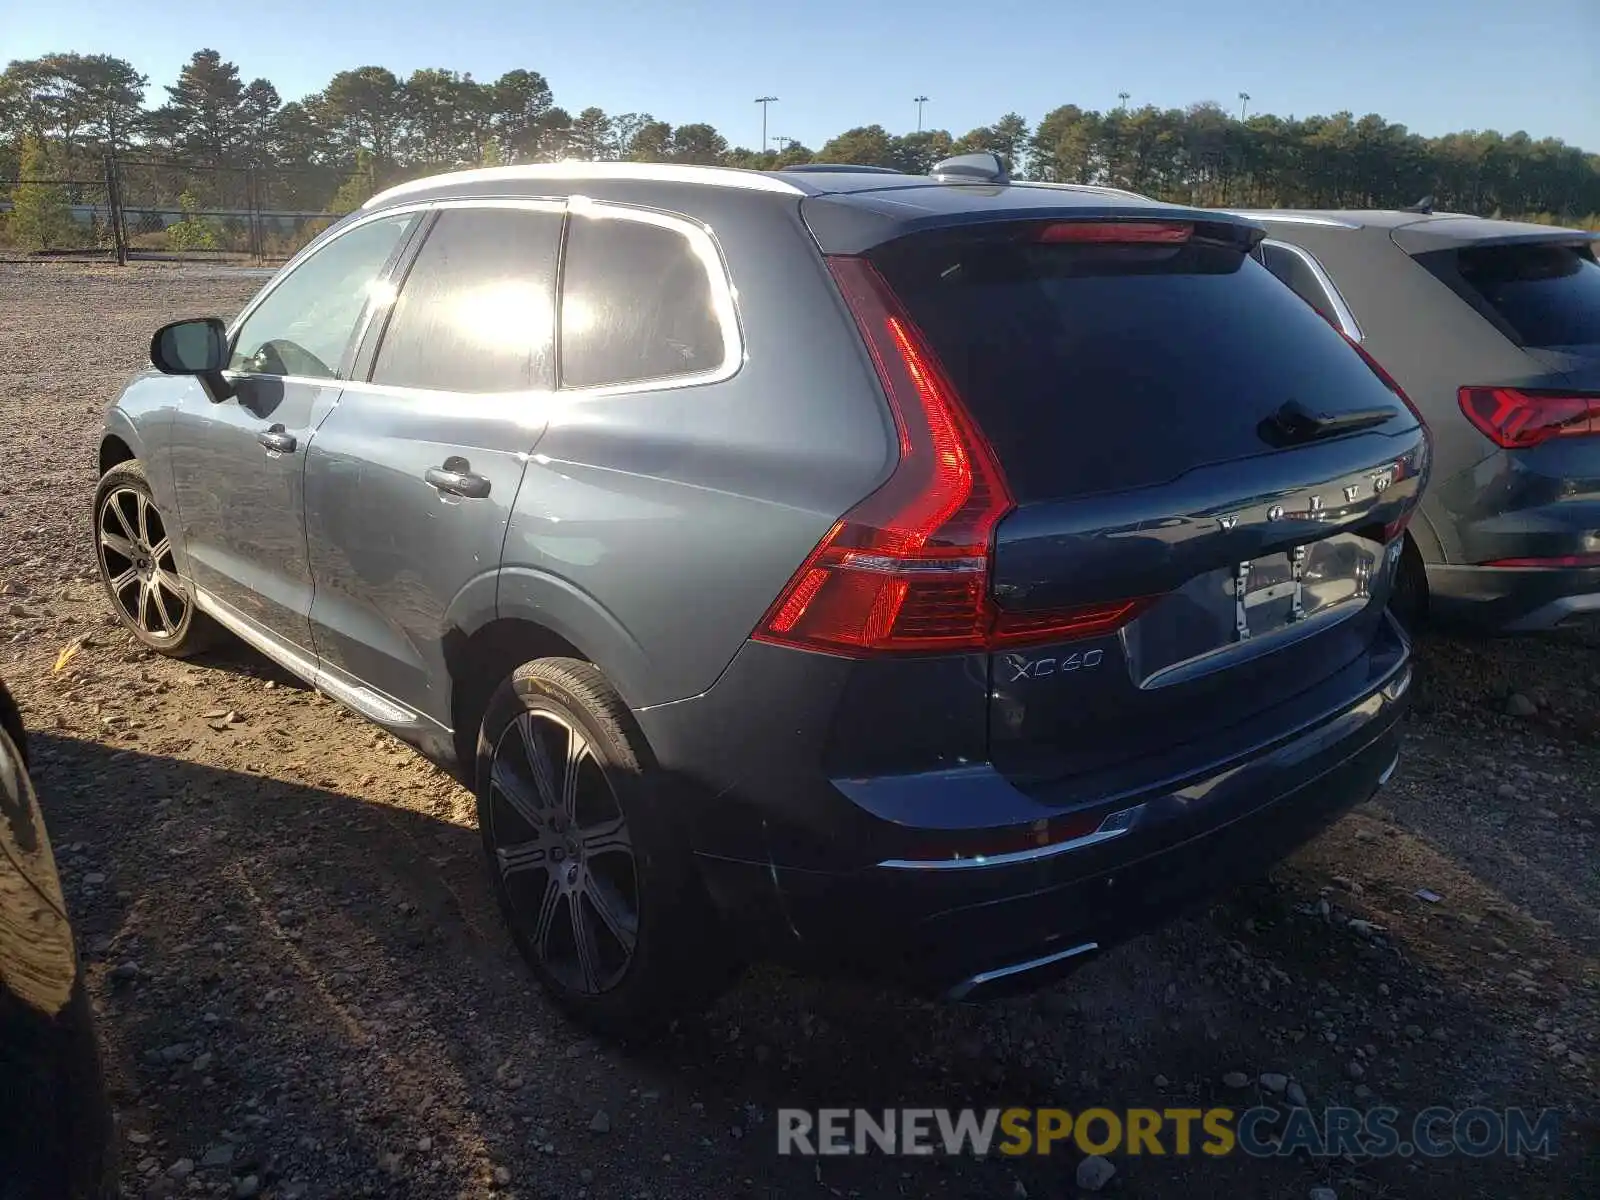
[2,262,1596,1200]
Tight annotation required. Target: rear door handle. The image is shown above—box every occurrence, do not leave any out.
[256,424,296,454]
[425,457,491,499]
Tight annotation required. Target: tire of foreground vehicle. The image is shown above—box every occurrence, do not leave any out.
[92,461,222,658]
[474,657,738,1038]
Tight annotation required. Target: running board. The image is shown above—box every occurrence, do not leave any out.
[193,589,426,730]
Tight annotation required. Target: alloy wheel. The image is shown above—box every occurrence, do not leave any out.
[97,487,188,640]
[487,709,640,994]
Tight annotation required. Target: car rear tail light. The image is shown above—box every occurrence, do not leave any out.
[1036,221,1192,244]
[1482,553,1600,568]
[752,257,1152,657]
[1458,387,1600,449]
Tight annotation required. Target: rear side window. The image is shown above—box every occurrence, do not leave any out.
[1259,241,1341,327]
[372,206,562,392]
[560,212,727,389]
[873,230,1408,503]
[1454,242,1600,350]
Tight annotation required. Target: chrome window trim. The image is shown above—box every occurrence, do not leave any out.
[1259,237,1365,341]
[363,161,804,209]
[556,194,746,397]
[225,194,747,401]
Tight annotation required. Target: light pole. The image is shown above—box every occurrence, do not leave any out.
[1117,91,1130,111]
[754,96,778,154]
[1238,91,1251,121]
[914,95,929,133]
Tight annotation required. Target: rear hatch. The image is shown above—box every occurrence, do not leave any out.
[1396,222,1600,377]
[863,212,1429,789]
[1399,224,1600,511]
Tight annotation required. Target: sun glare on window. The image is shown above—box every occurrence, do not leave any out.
[452,280,554,353]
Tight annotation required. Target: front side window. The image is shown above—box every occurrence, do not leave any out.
[559,211,728,389]
[230,213,415,379]
[371,206,562,393]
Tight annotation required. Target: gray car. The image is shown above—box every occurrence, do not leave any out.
[1236,208,1600,632]
[95,157,1425,1036]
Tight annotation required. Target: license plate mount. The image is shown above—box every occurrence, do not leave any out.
[1233,548,1309,642]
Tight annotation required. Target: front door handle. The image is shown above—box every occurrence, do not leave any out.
[256,424,296,454]
[425,456,491,499]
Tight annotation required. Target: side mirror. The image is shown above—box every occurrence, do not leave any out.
[150,318,233,401]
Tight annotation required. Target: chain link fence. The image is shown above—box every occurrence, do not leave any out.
[1,155,348,265]
[0,164,118,261]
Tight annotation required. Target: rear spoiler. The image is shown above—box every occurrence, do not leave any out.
[803,198,1265,256]
[1390,218,1600,256]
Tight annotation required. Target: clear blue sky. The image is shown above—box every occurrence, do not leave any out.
[10,0,1600,151]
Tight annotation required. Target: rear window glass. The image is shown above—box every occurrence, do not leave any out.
[872,232,1408,502]
[1455,243,1600,350]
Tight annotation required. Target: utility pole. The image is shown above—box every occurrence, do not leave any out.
[1238,91,1251,121]
[914,95,929,133]
[754,96,778,154]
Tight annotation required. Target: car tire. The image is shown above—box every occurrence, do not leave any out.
[92,460,222,658]
[1389,536,1428,634]
[475,657,738,1039]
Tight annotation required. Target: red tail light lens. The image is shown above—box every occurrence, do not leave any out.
[1458,387,1600,449]
[753,257,1152,657]
[1036,221,1192,244]
[992,598,1156,646]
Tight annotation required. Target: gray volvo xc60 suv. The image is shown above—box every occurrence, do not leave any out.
[95,155,1427,1036]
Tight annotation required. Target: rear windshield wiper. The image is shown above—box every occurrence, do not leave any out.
[1259,398,1395,446]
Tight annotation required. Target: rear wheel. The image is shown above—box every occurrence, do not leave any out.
[475,658,736,1038]
[1389,536,1428,634]
[93,461,221,657]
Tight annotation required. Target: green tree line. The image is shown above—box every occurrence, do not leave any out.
[3,48,1597,223]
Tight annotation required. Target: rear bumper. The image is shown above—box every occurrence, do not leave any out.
[644,626,1412,998]
[1425,563,1600,632]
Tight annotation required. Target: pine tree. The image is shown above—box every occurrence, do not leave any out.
[329,150,378,214]
[8,136,73,250]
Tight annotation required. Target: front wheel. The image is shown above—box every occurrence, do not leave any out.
[93,460,221,657]
[475,658,737,1039]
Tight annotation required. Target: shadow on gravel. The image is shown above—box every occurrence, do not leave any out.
[27,731,1594,1200]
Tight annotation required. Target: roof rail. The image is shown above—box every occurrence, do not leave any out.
[781,164,907,175]
[1223,210,1361,230]
[363,160,804,208]
[1017,180,1150,202]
